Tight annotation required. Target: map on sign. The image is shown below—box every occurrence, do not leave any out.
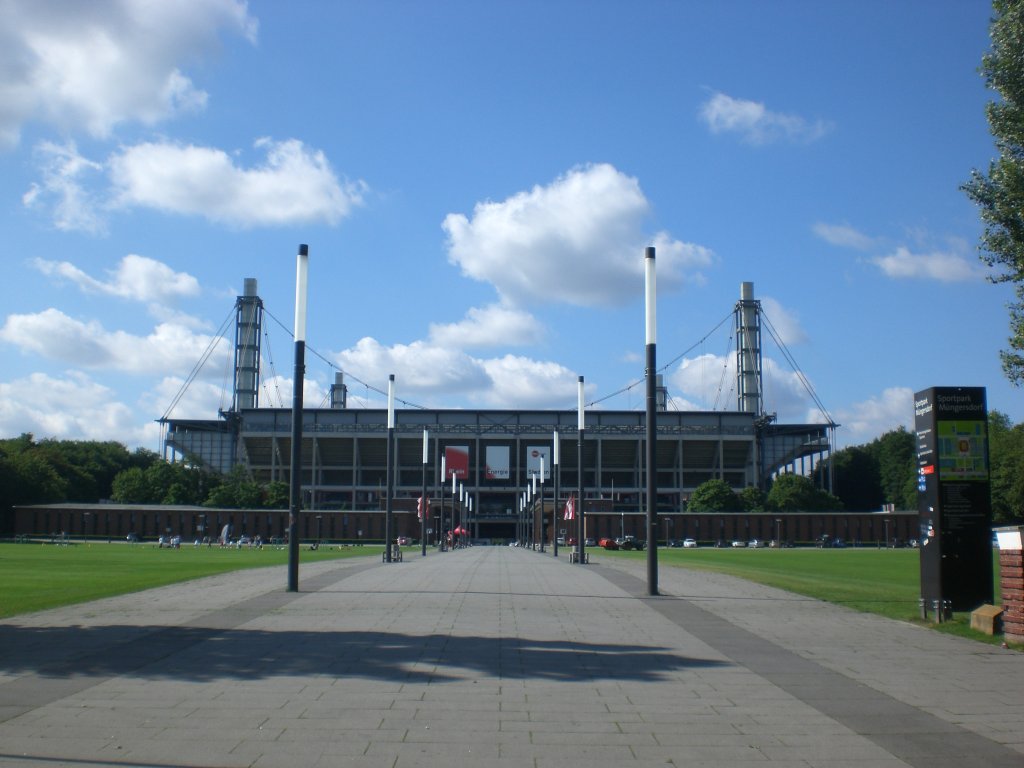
[937,421,987,480]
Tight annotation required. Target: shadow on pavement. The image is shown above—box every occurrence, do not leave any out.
[0,623,728,684]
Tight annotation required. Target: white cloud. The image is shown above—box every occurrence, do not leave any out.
[22,140,105,233]
[336,337,491,399]
[442,163,711,308]
[870,246,982,282]
[477,356,579,409]
[32,254,200,304]
[0,0,256,147]
[668,352,818,423]
[833,387,914,447]
[0,371,155,445]
[109,138,366,227]
[334,336,581,410]
[760,297,808,346]
[428,304,545,349]
[0,309,229,375]
[812,222,875,250]
[699,91,831,145]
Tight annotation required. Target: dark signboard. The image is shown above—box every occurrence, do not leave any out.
[915,387,992,611]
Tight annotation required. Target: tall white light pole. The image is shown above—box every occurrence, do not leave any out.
[384,374,396,562]
[538,457,546,552]
[439,455,446,550]
[576,375,585,564]
[287,244,308,592]
[552,430,560,557]
[645,246,659,595]
[421,429,428,557]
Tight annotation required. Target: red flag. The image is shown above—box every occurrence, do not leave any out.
[417,495,426,521]
[563,494,575,520]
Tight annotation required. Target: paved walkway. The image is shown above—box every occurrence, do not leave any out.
[0,546,1021,768]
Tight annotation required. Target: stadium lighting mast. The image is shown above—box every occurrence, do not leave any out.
[287,244,308,593]
[645,246,659,596]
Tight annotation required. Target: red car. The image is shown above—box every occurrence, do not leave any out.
[598,537,618,550]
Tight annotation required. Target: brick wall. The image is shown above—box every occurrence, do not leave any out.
[1000,549,1024,644]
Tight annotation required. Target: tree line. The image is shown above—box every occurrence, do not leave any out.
[2,414,1023,525]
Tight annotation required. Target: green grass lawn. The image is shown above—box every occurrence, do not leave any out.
[0,541,382,619]
[598,546,1013,646]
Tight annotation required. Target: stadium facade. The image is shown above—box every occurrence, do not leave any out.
[155,280,844,544]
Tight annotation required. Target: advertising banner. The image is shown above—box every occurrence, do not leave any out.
[485,445,510,480]
[526,445,550,479]
[444,445,469,480]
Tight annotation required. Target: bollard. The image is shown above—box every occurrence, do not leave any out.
[933,599,943,623]
[919,598,928,620]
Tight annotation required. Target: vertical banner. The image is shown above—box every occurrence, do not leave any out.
[915,386,992,612]
[444,445,469,480]
[527,445,550,478]
[485,445,510,480]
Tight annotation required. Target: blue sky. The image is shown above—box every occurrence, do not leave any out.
[0,0,1016,452]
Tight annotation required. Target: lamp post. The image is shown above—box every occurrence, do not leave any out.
[421,429,428,557]
[538,457,546,552]
[458,482,464,548]
[287,244,309,592]
[576,375,585,564]
[644,245,659,596]
[531,473,538,550]
[439,455,446,550]
[384,374,396,563]
[451,471,457,549]
[775,518,782,548]
[552,430,560,557]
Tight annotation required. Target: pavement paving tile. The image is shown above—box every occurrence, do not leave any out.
[0,547,1021,768]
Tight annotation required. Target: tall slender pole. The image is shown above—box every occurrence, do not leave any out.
[451,471,456,550]
[421,429,428,557]
[552,430,560,557]
[576,375,585,564]
[645,246,659,595]
[539,457,546,552]
[287,244,309,592]
[439,455,446,550]
[385,374,396,563]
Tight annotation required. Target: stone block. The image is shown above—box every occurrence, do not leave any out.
[969,604,1003,635]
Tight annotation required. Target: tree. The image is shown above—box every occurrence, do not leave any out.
[830,445,883,511]
[738,485,767,512]
[767,473,843,512]
[689,479,741,512]
[963,0,1024,383]
[871,428,915,509]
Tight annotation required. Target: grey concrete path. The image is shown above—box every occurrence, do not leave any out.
[0,546,1021,768]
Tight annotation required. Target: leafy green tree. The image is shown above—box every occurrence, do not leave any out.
[738,485,767,512]
[263,480,290,509]
[872,428,915,509]
[689,478,741,512]
[963,0,1024,382]
[204,465,262,508]
[830,445,883,511]
[767,473,842,512]
[989,410,1024,523]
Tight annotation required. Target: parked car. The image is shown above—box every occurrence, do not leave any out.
[748,539,765,548]
[731,539,747,548]
[397,536,411,545]
[584,538,597,547]
[598,537,619,550]
[683,538,697,548]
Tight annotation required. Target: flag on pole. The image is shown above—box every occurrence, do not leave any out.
[417,495,427,521]
[563,494,575,520]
